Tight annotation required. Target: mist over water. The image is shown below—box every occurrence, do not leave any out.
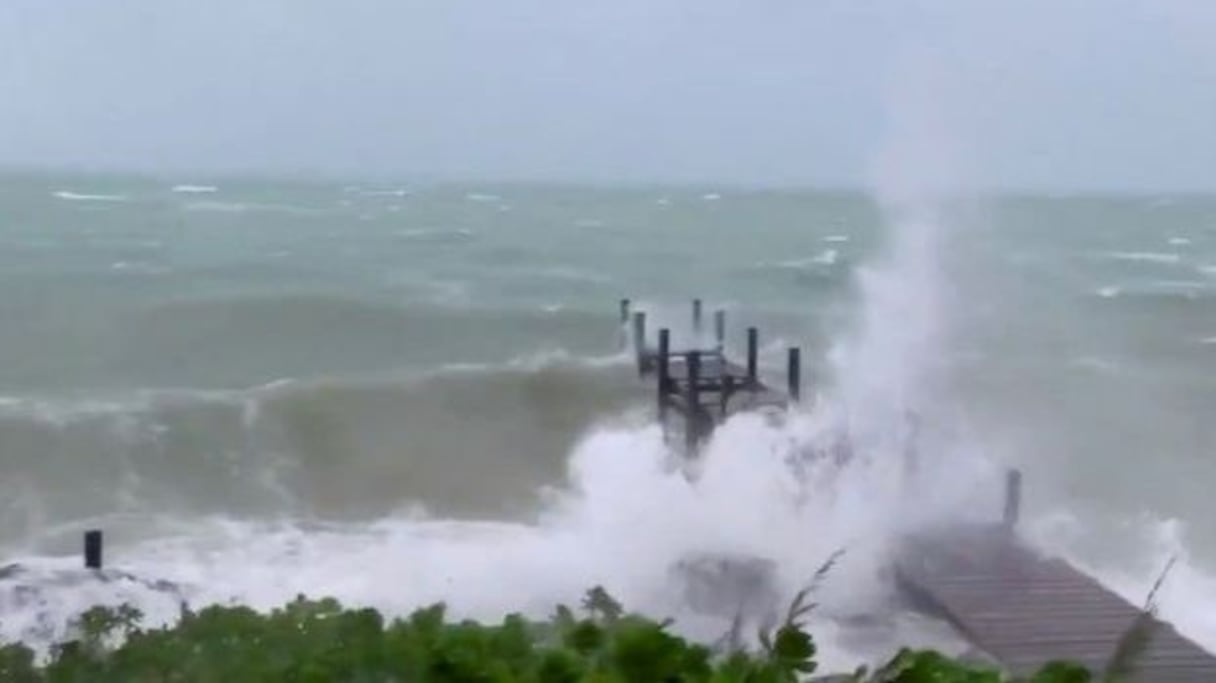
[2,169,1216,670]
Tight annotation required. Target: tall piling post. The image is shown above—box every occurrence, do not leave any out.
[692,299,703,336]
[1003,468,1023,529]
[632,311,647,375]
[685,351,702,453]
[84,529,103,570]
[787,347,802,403]
[618,299,631,349]
[746,327,758,390]
[657,329,671,423]
[714,310,726,352]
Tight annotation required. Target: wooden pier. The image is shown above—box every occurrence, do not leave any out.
[896,524,1215,681]
[620,298,1216,679]
[620,298,803,452]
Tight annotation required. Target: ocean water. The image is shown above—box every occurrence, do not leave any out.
[2,170,1216,670]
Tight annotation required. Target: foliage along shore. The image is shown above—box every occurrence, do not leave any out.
[0,586,1101,682]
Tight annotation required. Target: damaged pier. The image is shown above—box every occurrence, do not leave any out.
[621,298,800,451]
[619,298,1216,680]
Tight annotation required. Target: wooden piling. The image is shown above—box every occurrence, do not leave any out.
[632,311,647,375]
[84,529,103,570]
[618,299,631,349]
[720,374,734,421]
[692,299,703,335]
[1003,468,1022,528]
[714,310,726,351]
[746,327,758,389]
[657,328,671,423]
[787,347,801,402]
[685,351,701,452]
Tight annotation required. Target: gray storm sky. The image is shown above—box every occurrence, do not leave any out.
[1,0,1213,191]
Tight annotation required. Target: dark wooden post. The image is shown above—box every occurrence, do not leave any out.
[84,529,103,570]
[746,327,758,389]
[632,311,647,375]
[657,328,671,423]
[714,310,726,351]
[692,299,703,335]
[618,299,631,349]
[686,351,701,452]
[1003,468,1023,529]
[787,347,801,402]
[720,374,734,422]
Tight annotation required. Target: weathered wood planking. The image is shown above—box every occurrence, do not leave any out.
[896,526,1215,680]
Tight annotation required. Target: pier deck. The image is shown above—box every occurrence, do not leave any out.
[897,526,1214,680]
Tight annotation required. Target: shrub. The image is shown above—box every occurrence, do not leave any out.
[0,587,1092,682]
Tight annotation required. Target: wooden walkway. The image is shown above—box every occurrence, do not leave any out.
[896,526,1215,680]
[620,298,1216,679]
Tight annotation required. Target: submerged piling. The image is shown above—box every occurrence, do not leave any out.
[84,530,103,570]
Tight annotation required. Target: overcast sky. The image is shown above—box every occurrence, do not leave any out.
[1,1,1213,191]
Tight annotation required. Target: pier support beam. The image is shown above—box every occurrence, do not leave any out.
[686,351,701,452]
[714,310,726,352]
[632,311,647,375]
[657,329,671,423]
[84,529,103,570]
[787,347,801,403]
[1003,468,1023,529]
[692,299,703,335]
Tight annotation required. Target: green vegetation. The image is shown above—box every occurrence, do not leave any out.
[0,586,1098,682]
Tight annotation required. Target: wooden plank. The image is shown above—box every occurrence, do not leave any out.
[897,525,1215,680]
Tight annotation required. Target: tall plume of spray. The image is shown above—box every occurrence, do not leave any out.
[821,47,991,523]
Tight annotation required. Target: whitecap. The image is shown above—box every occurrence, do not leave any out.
[1168,237,1192,246]
[1096,286,1121,299]
[171,185,217,194]
[465,193,501,203]
[701,193,721,201]
[52,191,127,203]
[184,201,247,213]
[358,189,408,197]
[823,235,850,243]
[1102,251,1181,265]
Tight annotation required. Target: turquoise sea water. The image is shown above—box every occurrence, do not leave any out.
[2,170,1216,666]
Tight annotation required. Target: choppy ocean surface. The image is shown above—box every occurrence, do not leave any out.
[2,171,1216,670]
